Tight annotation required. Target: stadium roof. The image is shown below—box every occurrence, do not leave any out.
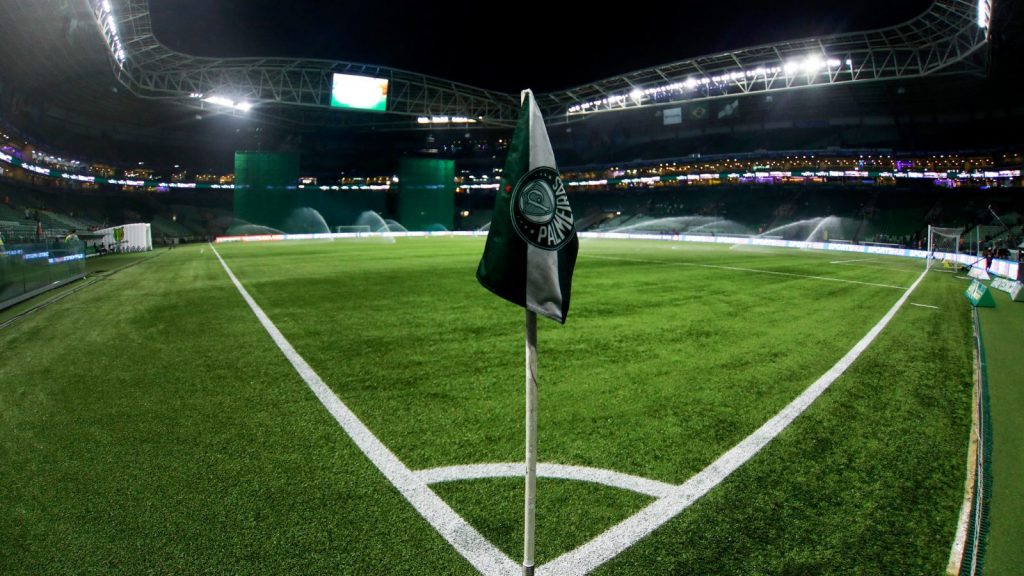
[0,0,1018,171]
[147,0,932,94]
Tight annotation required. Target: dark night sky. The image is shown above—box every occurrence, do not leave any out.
[148,1,933,92]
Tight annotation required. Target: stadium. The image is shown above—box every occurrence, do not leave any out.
[1,0,1022,574]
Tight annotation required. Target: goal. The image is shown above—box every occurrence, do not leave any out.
[336,225,372,235]
[926,225,964,271]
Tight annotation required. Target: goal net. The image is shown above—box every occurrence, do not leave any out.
[336,225,372,235]
[926,225,963,271]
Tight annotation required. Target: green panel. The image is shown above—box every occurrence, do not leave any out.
[398,158,454,231]
[964,280,996,307]
[233,152,300,231]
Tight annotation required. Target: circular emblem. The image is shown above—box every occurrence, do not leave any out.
[510,167,575,250]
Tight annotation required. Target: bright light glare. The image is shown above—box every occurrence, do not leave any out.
[415,116,477,124]
[203,96,253,112]
[204,96,233,107]
[977,0,991,28]
[801,55,825,73]
[97,0,126,66]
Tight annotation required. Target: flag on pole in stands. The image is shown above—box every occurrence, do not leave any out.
[477,90,579,324]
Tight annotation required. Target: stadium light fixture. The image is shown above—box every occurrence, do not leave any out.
[203,96,253,112]
[806,55,825,71]
[204,96,232,107]
[977,0,990,28]
[96,0,126,67]
[415,116,478,124]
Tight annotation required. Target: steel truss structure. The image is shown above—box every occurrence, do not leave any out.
[91,0,990,129]
[91,0,520,128]
[538,0,990,121]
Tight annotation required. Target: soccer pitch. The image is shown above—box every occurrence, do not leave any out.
[1,237,973,574]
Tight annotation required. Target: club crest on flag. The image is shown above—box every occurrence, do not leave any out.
[476,89,579,324]
[511,167,574,251]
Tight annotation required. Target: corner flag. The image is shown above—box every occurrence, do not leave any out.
[477,90,578,324]
[476,89,579,576]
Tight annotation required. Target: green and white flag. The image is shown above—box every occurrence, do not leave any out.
[477,90,579,324]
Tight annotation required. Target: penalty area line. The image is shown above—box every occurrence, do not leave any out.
[830,257,878,264]
[588,254,907,290]
[209,244,517,576]
[538,268,929,576]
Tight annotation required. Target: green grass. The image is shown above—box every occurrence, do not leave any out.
[0,238,974,574]
[978,291,1024,576]
[0,251,155,325]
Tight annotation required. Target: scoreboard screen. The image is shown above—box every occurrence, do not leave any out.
[330,73,389,112]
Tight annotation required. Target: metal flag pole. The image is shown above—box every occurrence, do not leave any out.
[523,308,538,576]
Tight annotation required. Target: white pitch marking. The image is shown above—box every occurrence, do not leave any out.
[830,257,877,264]
[214,240,928,576]
[416,463,676,499]
[589,254,907,290]
[210,245,518,576]
[537,269,929,576]
[910,302,940,309]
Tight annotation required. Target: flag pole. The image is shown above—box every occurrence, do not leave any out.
[523,308,538,576]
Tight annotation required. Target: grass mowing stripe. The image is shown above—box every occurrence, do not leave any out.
[210,244,518,576]
[538,268,929,576]
[587,254,908,290]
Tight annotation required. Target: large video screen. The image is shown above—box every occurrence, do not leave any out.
[330,73,389,112]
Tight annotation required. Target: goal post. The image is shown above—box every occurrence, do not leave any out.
[336,225,372,234]
[926,225,964,271]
